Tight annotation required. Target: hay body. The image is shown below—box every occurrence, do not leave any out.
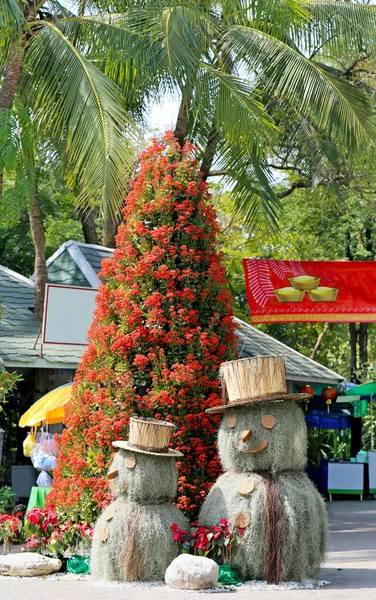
[198,471,327,582]
[217,402,307,473]
[108,449,178,501]
[91,497,189,581]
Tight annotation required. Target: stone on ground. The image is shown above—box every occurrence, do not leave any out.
[165,553,219,589]
[0,552,62,577]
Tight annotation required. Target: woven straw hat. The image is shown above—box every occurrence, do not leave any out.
[112,416,183,457]
[207,355,312,415]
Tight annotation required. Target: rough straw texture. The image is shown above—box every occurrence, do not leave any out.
[199,400,327,582]
[91,499,189,582]
[217,402,307,473]
[199,471,327,581]
[108,450,179,502]
[220,356,286,402]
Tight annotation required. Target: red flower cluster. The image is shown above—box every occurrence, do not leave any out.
[0,512,23,551]
[49,132,237,520]
[23,507,93,555]
[171,519,245,563]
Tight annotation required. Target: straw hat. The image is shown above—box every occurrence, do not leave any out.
[113,416,183,457]
[207,355,312,415]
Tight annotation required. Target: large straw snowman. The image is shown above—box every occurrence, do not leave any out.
[91,417,189,581]
[199,355,327,583]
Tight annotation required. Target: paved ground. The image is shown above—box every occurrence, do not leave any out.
[1,500,375,600]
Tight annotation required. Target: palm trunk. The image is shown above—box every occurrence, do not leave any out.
[29,185,48,320]
[200,125,220,180]
[0,40,24,198]
[78,206,99,245]
[102,201,122,248]
[174,93,191,148]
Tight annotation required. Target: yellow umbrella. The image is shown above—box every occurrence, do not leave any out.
[19,383,73,427]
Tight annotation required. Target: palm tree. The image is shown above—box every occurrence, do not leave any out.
[1,0,376,317]
[1,0,138,317]
[65,0,376,227]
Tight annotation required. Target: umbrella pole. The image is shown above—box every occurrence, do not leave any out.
[371,395,374,452]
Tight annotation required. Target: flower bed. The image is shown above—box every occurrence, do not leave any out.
[171,519,245,564]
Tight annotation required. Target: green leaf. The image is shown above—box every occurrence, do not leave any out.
[223,24,375,144]
[23,21,139,215]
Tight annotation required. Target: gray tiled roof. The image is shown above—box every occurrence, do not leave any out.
[44,241,113,288]
[234,317,343,384]
[0,247,345,382]
[47,249,91,287]
[0,266,82,368]
[79,244,113,275]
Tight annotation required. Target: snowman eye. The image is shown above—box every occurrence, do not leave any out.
[227,415,237,429]
[261,415,276,429]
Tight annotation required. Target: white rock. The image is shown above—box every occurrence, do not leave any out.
[0,552,62,577]
[165,553,219,590]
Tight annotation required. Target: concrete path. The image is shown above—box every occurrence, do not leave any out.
[1,500,375,600]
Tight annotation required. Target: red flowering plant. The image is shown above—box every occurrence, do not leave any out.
[49,132,237,520]
[171,520,245,565]
[23,507,93,557]
[0,512,23,554]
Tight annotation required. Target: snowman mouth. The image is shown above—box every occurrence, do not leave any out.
[233,439,268,453]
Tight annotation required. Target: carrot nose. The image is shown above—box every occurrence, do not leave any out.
[241,430,252,443]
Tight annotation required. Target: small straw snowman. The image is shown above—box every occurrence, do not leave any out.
[91,417,189,581]
[199,355,327,583]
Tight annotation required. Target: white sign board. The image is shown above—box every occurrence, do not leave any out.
[328,462,364,495]
[368,451,376,494]
[42,284,98,345]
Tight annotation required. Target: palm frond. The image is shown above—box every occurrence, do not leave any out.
[223,25,375,144]
[59,2,219,107]
[23,21,139,214]
[0,0,24,33]
[203,65,276,145]
[0,100,35,223]
[303,1,376,57]
[213,138,281,231]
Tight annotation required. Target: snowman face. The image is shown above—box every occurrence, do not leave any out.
[107,449,179,502]
[217,401,307,473]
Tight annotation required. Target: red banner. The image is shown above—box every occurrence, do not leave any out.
[243,259,376,324]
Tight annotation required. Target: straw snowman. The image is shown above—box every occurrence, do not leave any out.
[91,417,189,581]
[199,355,327,583]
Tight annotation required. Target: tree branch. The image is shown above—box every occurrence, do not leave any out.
[310,322,329,360]
[277,181,310,198]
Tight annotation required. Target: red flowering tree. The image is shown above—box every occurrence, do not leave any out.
[49,133,237,520]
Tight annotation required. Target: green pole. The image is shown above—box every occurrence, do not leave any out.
[371,395,374,451]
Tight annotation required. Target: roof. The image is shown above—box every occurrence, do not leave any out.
[0,245,345,382]
[32,240,114,289]
[234,317,344,385]
[0,265,82,369]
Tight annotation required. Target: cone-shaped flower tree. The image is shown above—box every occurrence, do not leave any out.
[49,132,237,520]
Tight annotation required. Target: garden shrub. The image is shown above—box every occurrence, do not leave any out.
[0,486,16,514]
[49,132,236,520]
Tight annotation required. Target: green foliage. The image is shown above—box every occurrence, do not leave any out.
[307,428,351,467]
[216,178,376,379]
[39,0,376,229]
[0,486,15,514]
